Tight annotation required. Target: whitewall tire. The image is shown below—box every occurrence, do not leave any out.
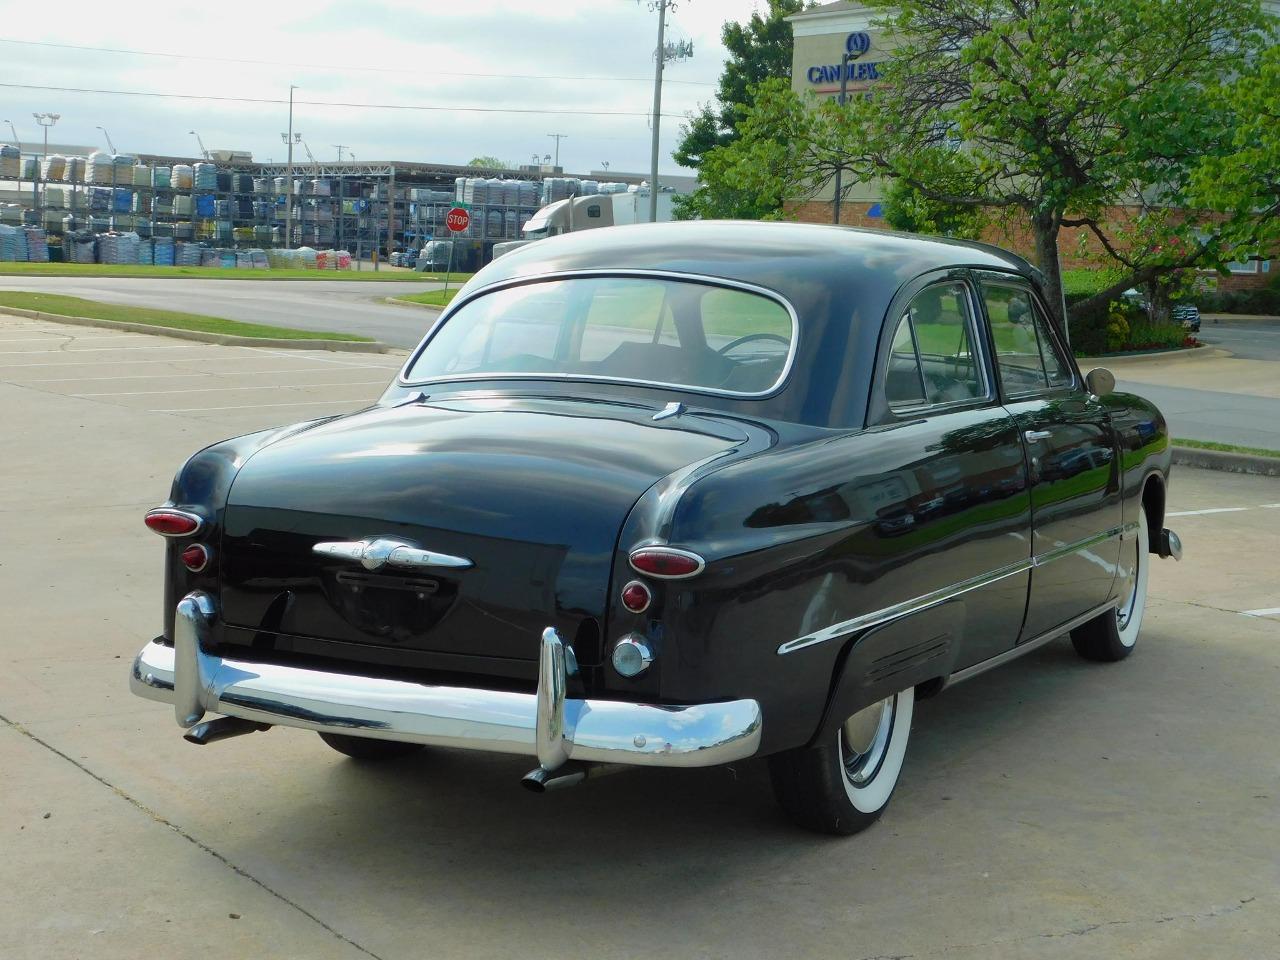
[1072,507,1149,662]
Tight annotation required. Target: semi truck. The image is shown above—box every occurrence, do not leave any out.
[490,190,678,260]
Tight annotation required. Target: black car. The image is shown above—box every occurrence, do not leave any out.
[1172,303,1201,332]
[131,222,1182,835]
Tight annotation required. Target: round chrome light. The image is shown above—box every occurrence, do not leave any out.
[181,543,210,572]
[620,580,651,614]
[611,635,654,678]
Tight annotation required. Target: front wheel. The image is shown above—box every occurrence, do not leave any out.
[768,687,915,835]
[1071,507,1150,662]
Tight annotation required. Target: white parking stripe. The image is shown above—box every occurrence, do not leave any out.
[1166,507,1250,517]
[75,381,387,397]
[0,344,212,355]
[17,368,390,382]
[0,356,398,369]
[1242,607,1280,618]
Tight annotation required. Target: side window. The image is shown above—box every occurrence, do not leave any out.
[984,284,1074,394]
[885,312,927,409]
[908,283,985,403]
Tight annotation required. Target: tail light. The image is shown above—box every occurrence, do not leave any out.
[628,546,705,580]
[620,580,652,614]
[144,508,204,537]
[181,543,211,572]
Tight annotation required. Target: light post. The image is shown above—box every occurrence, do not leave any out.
[601,160,610,173]
[32,112,58,159]
[546,133,567,169]
[832,52,851,225]
[189,130,209,160]
[4,120,21,201]
[333,144,349,162]
[281,85,299,249]
[95,125,116,153]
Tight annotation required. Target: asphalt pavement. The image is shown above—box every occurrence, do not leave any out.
[0,276,443,348]
[2,316,1278,960]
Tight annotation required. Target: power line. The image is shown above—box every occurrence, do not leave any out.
[0,82,696,119]
[0,37,715,87]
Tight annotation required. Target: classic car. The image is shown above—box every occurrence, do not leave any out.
[130,222,1182,835]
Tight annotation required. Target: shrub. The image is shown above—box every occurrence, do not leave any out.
[1105,303,1131,352]
[1122,322,1192,351]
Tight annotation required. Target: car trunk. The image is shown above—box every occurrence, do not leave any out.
[217,396,743,666]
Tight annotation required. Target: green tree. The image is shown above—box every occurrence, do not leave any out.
[761,0,1272,325]
[467,155,508,169]
[882,180,985,240]
[673,0,804,219]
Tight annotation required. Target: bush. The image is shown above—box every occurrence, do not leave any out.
[1122,322,1193,351]
[1105,303,1131,352]
[1194,272,1280,314]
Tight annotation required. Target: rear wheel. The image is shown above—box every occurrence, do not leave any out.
[769,687,915,835]
[318,732,425,761]
[1071,507,1149,662]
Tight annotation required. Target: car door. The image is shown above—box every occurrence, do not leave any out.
[976,273,1123,641]
[867,273,1032,670]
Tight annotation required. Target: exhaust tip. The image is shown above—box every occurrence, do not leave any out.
[521,763,589,793]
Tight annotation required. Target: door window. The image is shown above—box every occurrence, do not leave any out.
[984,285,1074,394]
[883,282,986,411]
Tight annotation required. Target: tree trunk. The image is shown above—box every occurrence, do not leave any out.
[1031,213,1067,336]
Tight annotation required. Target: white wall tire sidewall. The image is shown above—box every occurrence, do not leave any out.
[1118,510,1149,648]
[840,686,915,814]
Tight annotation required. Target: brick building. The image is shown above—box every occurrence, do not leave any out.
[785,0,1276,290]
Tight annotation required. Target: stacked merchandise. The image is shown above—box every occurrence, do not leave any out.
[233,227,254,244]
[504,211,518,238]
[87,187,111,213]
[173,194,194,216]
[24,227,49,262]
[253,178,271,194]
[218,250,236,269]
[233,174,254,193]
[22,158,39,180]
[152,237,175,266]
[62,156,86,183]
[151,219,172,238]
[249,249,269,269]
[215,171,232,192]
[41,155,66,181]
[67,231,96,263]
[315,249,332,270]
[175,242,201,266]
[335,249,352,270]
[193,163,217,191]
[112,155,136,183]
[200,248,219,267]
[194,194,216,218]
[518,180,540,207]
[486,210,503,239]
[88,215,110,233]
[42,209,63,230]
[137,238,154,265]
[97,232,141,265]
[171,165,194,190]
[135,219,152,239]
[215,222,233,242]
[132,165,153,187]
[273,176,288,195]
[152,193,172,216]
[133,192,153,216]
[541,178,579,205]
[113,189,133,214]
[296,246,318,269]
[579,180,599,196]
[44,186,69,210]
[518,211,532,234]
[152,166,171,189]
[266,248,301,268]
[460,178,489,206]
[597,182,628,195]
[86,152,115,185]
[235,250,252,269]
[172,221,194,240]
[0,145,20,179]
[0,224,21,260]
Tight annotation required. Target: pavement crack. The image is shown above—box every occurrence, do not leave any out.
[0,710,387,960]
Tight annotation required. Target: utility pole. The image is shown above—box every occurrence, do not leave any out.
[96,125,116,153]
[4,120,21,203]
[832,53,851,225]
[641,3,693,223]
[333,144,349,162]
[546,133,567,169]
[32,112,58,159]
[281,84,299,250]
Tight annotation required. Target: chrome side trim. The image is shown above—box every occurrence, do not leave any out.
[131,593,762,770]
[777,523,1133,656]
[312,538,473,571]
[945,599,1119,686]
[777,557,1031,656]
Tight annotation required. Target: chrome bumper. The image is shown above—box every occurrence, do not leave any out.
[130,592,762,772]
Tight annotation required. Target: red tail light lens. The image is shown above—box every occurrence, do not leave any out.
[620,580,652,613]
[144,508,203,537]
[628,547,705,580]
[181,544,211,572]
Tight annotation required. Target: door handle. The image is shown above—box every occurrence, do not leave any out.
[1024,429,1053,443]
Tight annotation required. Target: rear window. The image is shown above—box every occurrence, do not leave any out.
[404,276,795,395]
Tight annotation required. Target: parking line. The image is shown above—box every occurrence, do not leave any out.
[1166,507,1250,517]
[1242,607,1280,618]
[0,356,395,369]
[76,381,388,397]
[156,399,366,412]
[0,345,211,355]
[19,368,391,383]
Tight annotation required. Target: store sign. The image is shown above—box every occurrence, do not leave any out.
[846,32,871,56]
[806,60,883,85]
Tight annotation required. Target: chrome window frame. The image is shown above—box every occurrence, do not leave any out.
[882,277,995,418]
[980,278,1081,399]
[396,269,801,402]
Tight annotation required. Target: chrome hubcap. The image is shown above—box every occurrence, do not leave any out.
[841,696,894,785]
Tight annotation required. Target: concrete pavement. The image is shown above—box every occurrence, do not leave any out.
[2,316,1279,959]
[0,276,442,348]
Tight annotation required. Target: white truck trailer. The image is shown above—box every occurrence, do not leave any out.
[491,191,678,260]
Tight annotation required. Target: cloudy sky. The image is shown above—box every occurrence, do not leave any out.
[0,0,764,175]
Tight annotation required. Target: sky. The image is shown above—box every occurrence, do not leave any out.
[0,0,765,176]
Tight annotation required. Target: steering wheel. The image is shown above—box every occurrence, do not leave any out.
[716,332,790,356]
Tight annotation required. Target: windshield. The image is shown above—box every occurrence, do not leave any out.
[404,275,795,396]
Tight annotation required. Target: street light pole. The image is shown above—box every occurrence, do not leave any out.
[4,120,22,202]
[546,133,567,169]
[32,112,58,160]
[96,125,116,153]
[282,85,298,250]
[832,53,851,226]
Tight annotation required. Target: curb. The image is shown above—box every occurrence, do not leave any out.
[1171,446,1280,478]
[1077,346,1228,367]
[1202,314,1280,325]
[0,307,388,353]
[385,296,446,313]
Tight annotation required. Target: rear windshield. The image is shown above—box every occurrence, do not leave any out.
[403,275,795,396]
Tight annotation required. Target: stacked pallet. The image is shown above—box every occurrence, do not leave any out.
[62,157,86,183]
[193,163,217,191]
[153,237,175,266]
[132,165,153,187]
[0,145,19,179]
[41,155,66,180]
[24,227,49,262]
[171,165,194,190]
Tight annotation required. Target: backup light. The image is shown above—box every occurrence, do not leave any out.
[628,547,705,580]
[612,635,654,678]
[181,543,211,572]
[144,508,203,537]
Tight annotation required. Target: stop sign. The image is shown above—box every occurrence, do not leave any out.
[445,207,470,232]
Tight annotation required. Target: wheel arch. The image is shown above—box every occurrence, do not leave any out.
[1140,471,1166,552]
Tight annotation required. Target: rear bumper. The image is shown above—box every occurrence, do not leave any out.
[130,591,762,772]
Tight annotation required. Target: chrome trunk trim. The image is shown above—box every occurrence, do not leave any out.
[131,592,762,770]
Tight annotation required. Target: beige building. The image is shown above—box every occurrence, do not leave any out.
[784,1,1277,287]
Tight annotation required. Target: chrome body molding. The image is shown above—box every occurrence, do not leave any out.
[131,593,763,771]
[944,599,1120,686]
[312,537,473,571]
[777,523,1137,656]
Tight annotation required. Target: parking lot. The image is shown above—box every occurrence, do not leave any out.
[2,316,1278,960]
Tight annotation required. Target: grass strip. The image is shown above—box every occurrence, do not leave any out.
[0,291,373,341]
[0,262,452,281]
[1173,438,1280,459]
[395,289,460,307]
